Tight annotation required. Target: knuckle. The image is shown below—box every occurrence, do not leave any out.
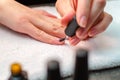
[101,25,107,32]
[34,30,43,37]
[97,0,106,7]
[101,27,106,32]
[31,30,43,41]
[52,26,59,33]
[34,30,54,44]
[105,13,113,23]
[51,25,64,36]
[48,39,54,44]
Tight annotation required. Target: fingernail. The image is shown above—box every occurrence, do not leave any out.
[79,16,87,28]
[70,38,80,46]
[77,30,83,38]
[89,30,98,37]
[59,38,66,42]
[78,33,88,40]
[54,38,65,45]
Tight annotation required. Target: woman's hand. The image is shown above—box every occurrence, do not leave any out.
[56,0,113,45]
[0,0,65,45]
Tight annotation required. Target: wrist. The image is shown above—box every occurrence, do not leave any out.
[0,0,14,9]
[0,0,14,20]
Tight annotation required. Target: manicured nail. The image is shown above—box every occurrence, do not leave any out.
[89,30,98,37]
[79,16,87,28]
[77,29,83,38]
[54,38,65,45]
[70,38,80,46]
[79,33,88,40]
[59,38,66,42]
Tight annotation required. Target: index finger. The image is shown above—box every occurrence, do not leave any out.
[76,0,92,28]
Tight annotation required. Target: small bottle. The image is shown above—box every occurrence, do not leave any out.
[8,63,28,80]
[47,60,61,80]
[73,49,89,80]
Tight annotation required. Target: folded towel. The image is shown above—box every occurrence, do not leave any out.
[0,0,120,80]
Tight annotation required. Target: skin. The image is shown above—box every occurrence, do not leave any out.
[0,0,113,46]
[0,0,65,45]
[56,0,113,46]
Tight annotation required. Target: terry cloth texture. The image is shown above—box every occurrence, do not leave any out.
[0,0,120,80]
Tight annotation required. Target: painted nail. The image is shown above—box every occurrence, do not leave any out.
[53,38,65,45]
[59,38,66,42]
[70,38,80,46]
[79,33,88,40]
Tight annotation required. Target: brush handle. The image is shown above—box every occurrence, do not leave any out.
[65,16,80,37]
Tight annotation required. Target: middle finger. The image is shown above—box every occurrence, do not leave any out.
[77,0,106,40]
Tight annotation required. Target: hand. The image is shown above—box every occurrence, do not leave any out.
[56,0,113,45]
[0,0,65,45]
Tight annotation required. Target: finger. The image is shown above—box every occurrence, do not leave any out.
[61,12,75,26]
[92,12,104,26]
[78,0,106,39]
[88,12,113,37]
[68,28,82,46]
[55,0,75,16]
[34,10,61,26]
[88,0,106,27]
[76,27,84,39]
[56,0,75,26]
[34,9,57,18]
[69,36,81,46]
[76,0,92,28]
[24,22,65,45]
[76,12,104,40]
[30,15,65,38]
[31,9,60,24]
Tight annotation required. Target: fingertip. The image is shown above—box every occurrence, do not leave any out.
[88,12,112,37]
[52,38,65,45]
[77,16,87,28]
[76,0,91,28]
[76,28,83,39]
[69,36,80,46]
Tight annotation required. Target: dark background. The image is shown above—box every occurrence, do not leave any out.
[16,0,56,5]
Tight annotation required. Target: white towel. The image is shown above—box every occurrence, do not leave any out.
[0,1,120,80]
